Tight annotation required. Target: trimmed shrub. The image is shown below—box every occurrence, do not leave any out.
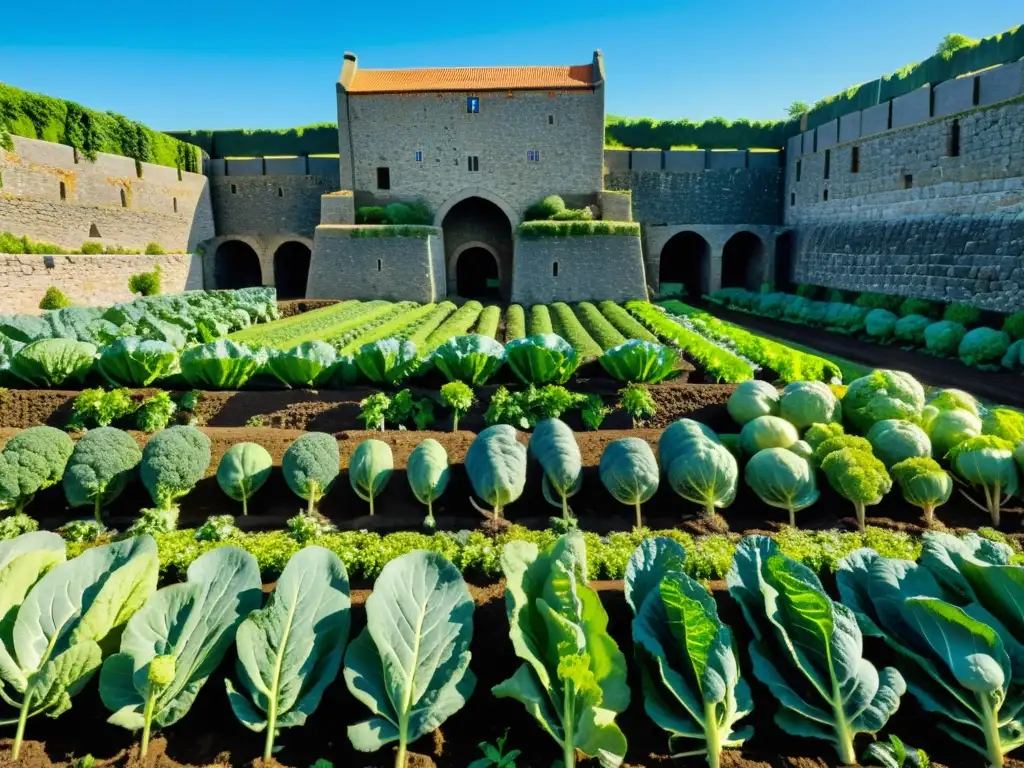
[523,194,566,221]
[943,302,983,328]
[39,286,70,310]
[854,292,903,312]
[128,264,162,297]
[1003,312,1024,341]
[898,297,943,319]
[517,221,640,238]
[145,242,165,255]
[549,207,593,221]
[80,242,104,254]
[795,284,823,299]
[356,206,388,224]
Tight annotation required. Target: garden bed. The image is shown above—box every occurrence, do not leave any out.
[2,578,1012,768]
[699,302,1024,407]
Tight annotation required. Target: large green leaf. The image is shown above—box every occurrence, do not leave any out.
[598,438,660,516]
[529,419,582,512]
[99,546,261,731]
[226,547,350,757]
[465,425,527,516]
[597,339,681,384]
[179,339,264,390]
[623,536,686,615]
[407,439,450,527]
[343,550,475,753]
[265,341,339,388]
[97,337,179,387]
[354,338,420,385]
[9,338,97,387]
[431,334,506,385]
[505,334,580,385]
[349,439,393,515]
[216,442,273,515]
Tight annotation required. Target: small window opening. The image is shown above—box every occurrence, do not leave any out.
[278,187,283,197]
[972,77,981,106]
[376,259,382,272]
[552,262,559,277]
[467,96,480,113]
[548,115,554,125]
[230,184,237,194]
[89,223,100,238]
[823,189,829,201]
[467,156,479,172]
[795,159,802,182]
[851,146,860,173]
[824,149,831,179]
[949,119,961,158]
[790,192,795,206]
[376,167,391,189]
[120,188,127,207]
[59,181,66,201]
[414,150,423,162]
[903,174,913,189]
[527,150,540,162]
[173,197,177,213]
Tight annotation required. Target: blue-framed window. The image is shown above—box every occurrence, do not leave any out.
[467,96,480,113]
[527,150,541,162]
[414,150,423,162]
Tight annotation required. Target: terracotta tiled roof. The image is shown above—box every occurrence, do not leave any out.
[347,64,596,94]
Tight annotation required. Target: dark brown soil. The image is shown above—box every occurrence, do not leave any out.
[275,299,341,319]
[700,302,1024,408]
[0,581,1005,768]
[0,382,735,433]
[2,425,1019,540]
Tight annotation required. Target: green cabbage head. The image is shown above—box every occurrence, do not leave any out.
[866,419,931,468]
[740,415,799,456]
[926,388,980,417]
[667,439,738,516]
[865,309,899,341]
[599,438,659,529]
[893,314,932,345]
[958,327,1010,369]
[727,380,779,425]
[890,457,952,523]
[743,447,819,527]
[842,370,925,433]
[924,320,966,357]
[948,435,1019,527]
[924,409,982,458]
[779,381,841,430]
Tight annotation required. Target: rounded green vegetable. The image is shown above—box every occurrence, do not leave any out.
[925,409,982,459]
[727,380,780,425]
[740,415,799,456]
[529,418,582,525]
[1,425,75,512]
[744,447,819,527]
[407,438,450,528]
[779,381,841,431]
[140,425,212,512]
[659,419,720,474]
[890,457,953,524]
[216,442,273,515]
[813,434,873,467]
[62,426,142,523]
[893,314,932,346]
[865,309,898,341]
[667,439,738,517]
[804,422,845,450]
[787,440,813,461]
[842,370,925,433]
[821,448,892,531]
[983,408,1024,444]
[924,320,967,357]
[948,435,1019,527]
[959,327,1010,369]
[282,432,339,515]
[926,388,980,417]
[349,439,393,516]
[465,424,527,519]
[600,438,659,529]
[866,419,931,468]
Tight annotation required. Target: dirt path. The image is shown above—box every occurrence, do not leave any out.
[699,302,1024,408]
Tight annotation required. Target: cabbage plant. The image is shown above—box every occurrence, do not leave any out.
[667,439,738,517]
[598,339,681,384]
[226,547,350,759]
[180,339,264,390]
[948,436,1019,526]
[660,419,721,475]
[739,415,799,455]
[493,532,629,768]
[865,309,899,341]
[600,438,659,529]
[1,535,159,759]
[743,447,819,527]
[354,338,420,385]
[345,550,474,767]
[837,538,1024,767]
[100,547,261,758]
[626,538,752,768]
[505,334,580,385]
[407,439,450,528]
[9,338,97,387]
[431,334,505,385]
[349,439,393,516]
[924,320,967,357]
[265,341,340,388]
[984,408,1024,444]
[282,432,339,515]
[927,388,980,417]
[924,408,982,458]
[866,419,931,468]
[778,381,840,430]
[842,370,925,433]
[216,443,273,515]
[529,418,582,524]
[466,425,527,519]
[959,327,1010,369]
[891,457,953,524]
[726,380,779,425]
[97,337,179,386]
[728,536,904,764]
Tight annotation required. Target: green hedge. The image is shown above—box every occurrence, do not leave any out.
[166,123,339,158]
[604,114,798,151]
[346,225,437,239]
[517,220,640,239]
[0,83,200,172]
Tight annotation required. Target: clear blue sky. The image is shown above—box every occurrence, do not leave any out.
[1,0,1020,130]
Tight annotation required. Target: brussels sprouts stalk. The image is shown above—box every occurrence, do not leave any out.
[788,507,796,528]
[635,500,643,530]
[979,693,1003,768]
[94,495,103,525]
[241,492,248,517]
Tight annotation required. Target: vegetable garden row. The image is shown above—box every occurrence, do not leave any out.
[4,525,1024,768]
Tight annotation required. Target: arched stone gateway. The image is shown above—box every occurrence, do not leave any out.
[214,240,262,289]
[774,231,795,292]
[273,241,312,299]
[722,231,766,291]
[440,195,514,300]
[659,231,711,298]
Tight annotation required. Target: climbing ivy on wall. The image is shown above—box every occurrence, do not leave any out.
[0,82,201,172]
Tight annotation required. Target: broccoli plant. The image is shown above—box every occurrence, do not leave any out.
[619,383,657,427]
[0,425,74,513]
[440,381,474,431]
[140,425,212,512]
[358,392,391,431]
[62,427,142,523]
[412,397,435,430]
[282,432,339,515]
[821,447,892,531]
[39,286,70,310]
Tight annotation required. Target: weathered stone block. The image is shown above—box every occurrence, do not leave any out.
[320,192,355,225]
[663,150,705,172]
[861,102,891,136]
[802,130,815,155]
[747,152,781,169]
[226,158,265,176]
[598,190,632,221]
[891,87,932,128]
[265,157,308,175]
[307,157,341,180]
[979,61,1024,106]
[630,151,663,171]
[603,149,631,172]
[706,151,746,170]
[511,234,647,304]
[839,112,862,143]
[816,120,839,150]
[933,76,977,117]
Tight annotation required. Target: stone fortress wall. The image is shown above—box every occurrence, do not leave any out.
[783,60,1024,310]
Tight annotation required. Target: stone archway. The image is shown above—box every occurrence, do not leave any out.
[453,242,501,299]
[442,197,513,299]
[722,231,766,291]
[659,231,711,298]
[214,240,262,289]
[774,230,795,292]
[273,241,312,299]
